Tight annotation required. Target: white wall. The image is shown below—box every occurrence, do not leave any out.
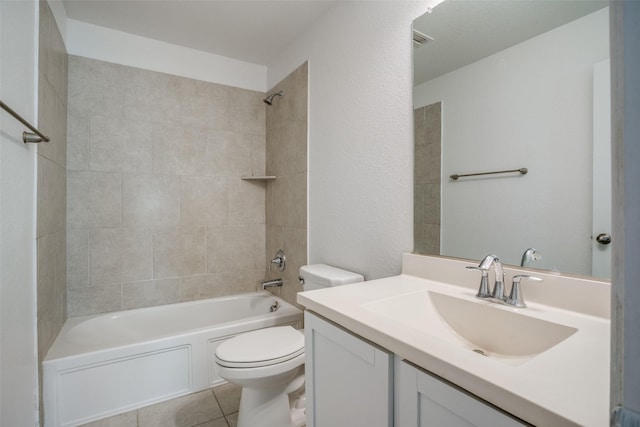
[267,1,435,280]
[0,1,39,425]
[414,9,609,274]
[65,18,266,92]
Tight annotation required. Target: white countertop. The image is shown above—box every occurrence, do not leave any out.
[297,254,610,427]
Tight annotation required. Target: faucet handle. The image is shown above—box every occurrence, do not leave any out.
[506,275,543,308]
[466,266,492,299]
[269,249,286,272]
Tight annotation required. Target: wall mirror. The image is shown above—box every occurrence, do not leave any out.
[412,0,611,279]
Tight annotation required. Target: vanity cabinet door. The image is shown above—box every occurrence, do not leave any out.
[304,311,393,427]
[394,359,528,427]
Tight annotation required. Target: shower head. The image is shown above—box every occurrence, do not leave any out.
[263,90,284,105]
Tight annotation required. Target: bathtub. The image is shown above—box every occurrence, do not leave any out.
[43,291,302,427]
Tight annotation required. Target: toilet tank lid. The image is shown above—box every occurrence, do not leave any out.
[299,264,364,287]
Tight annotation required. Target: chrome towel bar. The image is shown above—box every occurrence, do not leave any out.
[0,99,50,143]
[450,167,527,181]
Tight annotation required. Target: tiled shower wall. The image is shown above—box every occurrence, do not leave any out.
[66,56,267,316]
[264,63,308,307]
[414,102,441,255]
[37,0,68,419]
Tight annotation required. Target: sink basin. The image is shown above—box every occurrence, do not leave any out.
[363,290,577,365]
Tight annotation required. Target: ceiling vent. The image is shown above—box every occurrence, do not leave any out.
[413,29,433,47]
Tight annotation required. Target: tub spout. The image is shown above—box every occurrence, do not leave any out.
[262,279,283,290]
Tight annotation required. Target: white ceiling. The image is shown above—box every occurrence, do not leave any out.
[413,0,608,86]
[62,0,336,65]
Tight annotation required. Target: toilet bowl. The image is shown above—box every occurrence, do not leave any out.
[214,264,364,427]
[215,326,305,427]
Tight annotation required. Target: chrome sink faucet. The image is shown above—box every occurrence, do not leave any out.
[467,254,542,308]
[467,254,505,301]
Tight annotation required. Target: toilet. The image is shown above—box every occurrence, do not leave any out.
[215,264,364,427]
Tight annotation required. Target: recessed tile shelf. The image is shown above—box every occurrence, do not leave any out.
[241,176,276,181]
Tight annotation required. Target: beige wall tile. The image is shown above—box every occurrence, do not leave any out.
[414,103,441,257]
[264,62,308,307]
[206,130,253,177]
[180,175,229,226]
[252,224,267,271]
[229,88,266,135]
[89,115,153,173]
[265,124,284,176]
[37,157,47,239]
[67,111,89,171]
[38,76,58,163]
[67,228,89,287]
[54,92,68,168]
[414,223,441,255]
[206,225,256,274]
[249,133,266,176]
[67,59,272,316]
[414,139,441,185]
[38,0,52,80]
[38,77,67,168]
[265,174,284,226]
[179,78,230,131]
[122,173,180,227]
[39,158,66,236]
[39,231,68,315]
[68,171,121,228]
[265,225,285,275]
[37,235,56,307]
[285,172,307,229]
[281,119,308,177]
[152,124,208,176]
[123,66,180,125]
[153,227,206,278]
[179,272,257,302]
[68,56,123,117]
[40,2,68,107]
[416,183,440,225]
[67,283,122,316]
[90,228,152,285]
[37,295,64,361]
[228,178,265,225]
[122,278,180,309]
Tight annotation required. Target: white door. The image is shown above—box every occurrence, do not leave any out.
[592,59,612,279]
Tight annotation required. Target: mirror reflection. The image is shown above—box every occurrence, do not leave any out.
[412,0,611,279]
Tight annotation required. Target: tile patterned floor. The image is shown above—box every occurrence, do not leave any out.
[80,382,242,427]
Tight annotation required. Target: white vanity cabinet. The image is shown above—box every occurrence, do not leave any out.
[304,311,528,427]
[394,359,529,427]
[304,311,393,427]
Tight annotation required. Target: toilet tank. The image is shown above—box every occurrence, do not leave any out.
[299,264,364,291]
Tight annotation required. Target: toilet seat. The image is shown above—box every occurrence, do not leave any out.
[215,326,304,368]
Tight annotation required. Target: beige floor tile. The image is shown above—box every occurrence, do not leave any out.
[225,412,238,427]
[79,411,137,427]
[195,416,229,427]
[213,383,242,415]
[138,390,223,427]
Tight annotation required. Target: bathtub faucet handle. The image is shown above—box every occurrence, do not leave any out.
[269,249,286,272]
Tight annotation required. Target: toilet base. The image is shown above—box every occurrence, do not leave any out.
[235,370,305,427]
[237,385,305,427]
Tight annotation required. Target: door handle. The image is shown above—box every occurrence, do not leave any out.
[596,233,612,245]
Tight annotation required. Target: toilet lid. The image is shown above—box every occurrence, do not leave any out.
[215,326,305,368]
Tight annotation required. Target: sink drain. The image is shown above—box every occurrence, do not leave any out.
[473,348,487,356]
